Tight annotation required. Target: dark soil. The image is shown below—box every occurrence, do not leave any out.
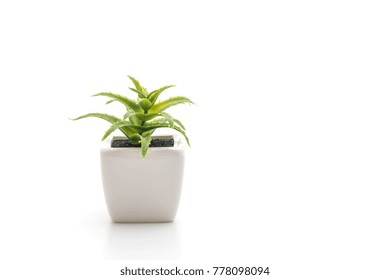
[111,136,174,148]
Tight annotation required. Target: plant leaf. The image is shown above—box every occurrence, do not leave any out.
[134,112,174,127]
[129,87,146,99]
[173,118,186,130]
[148,96,194,113]
[134,113,161,121]
[172,125,190,146]
[70,113,135,138]
[93,92,142,112]
[128,124,169,133]
[142,129,156,138]
[123,111,135,120]
[142,87,149,96]
[130,114,141,126]
[128,76,146,97]
[141,135,152,158]
[131,123,190,146]
[147,85,175,104]
[160,112,174,127]
[144,118,170,126]
[71,112,120,123]
[101,122,122,141]
[99,120,148,134]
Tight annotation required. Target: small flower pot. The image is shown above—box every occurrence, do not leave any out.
[100,135,185,223]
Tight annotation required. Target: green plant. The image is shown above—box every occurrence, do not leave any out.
[72,75,193,158]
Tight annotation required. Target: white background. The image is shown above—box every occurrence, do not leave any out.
[0,0,389,279]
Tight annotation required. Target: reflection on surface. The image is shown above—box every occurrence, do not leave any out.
[104,222,181,260]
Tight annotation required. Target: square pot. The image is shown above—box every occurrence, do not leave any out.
[100,135,185,222]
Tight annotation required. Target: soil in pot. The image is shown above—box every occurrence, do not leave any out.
[111,136,174,148]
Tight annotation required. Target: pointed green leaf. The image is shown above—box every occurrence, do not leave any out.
[142,129,156,138]
[173,118,186,130]
[144,118,170,126]
[93,92,142,112]
[71,113,135,138]
[128,124,169,133]
[134,112,174,124]
[71,113,120,123]
[123,111,135,120]
[172,125,190,146]
[129,87,146,99]
[142,87,149,96]
[147,85,175,104]
[160,112,174,127]
[131,114,141,126]
[148,96,194,113]
[102,122,123,141]
[99,120,149,134]
[141,136,152,158]
[144,118,189,146]
[134,113,160,121]
[128,76,146,97]
[130,123,190,146]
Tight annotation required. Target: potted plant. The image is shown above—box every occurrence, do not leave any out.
[72,75,193,222]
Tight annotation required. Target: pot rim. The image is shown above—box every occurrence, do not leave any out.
[101,134,185,151]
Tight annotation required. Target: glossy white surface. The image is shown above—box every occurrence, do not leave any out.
[100,136,185,222]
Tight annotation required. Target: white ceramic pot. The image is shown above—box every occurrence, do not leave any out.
[100,135,185,223]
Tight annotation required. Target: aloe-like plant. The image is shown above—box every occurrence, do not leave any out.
[72,75,193,158]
